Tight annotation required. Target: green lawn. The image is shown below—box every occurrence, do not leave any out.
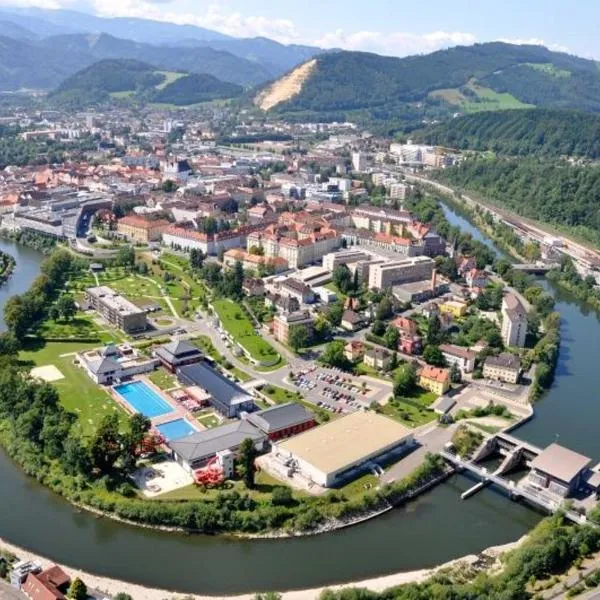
[337,473,378,497]
[260,384,301,405]
[381,389,437,428]
[148,368,178,390]
[212,299,281,365]
[197,414,219,428]
[154,70,186,90]
[20,339,128,436]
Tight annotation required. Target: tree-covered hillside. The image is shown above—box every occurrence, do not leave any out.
[433,158,600,244]
[264,43,600,131]
[50,59,243,108]
[419,109,600,158]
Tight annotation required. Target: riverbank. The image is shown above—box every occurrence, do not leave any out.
[0,533,526,600]
[0,250,14,285]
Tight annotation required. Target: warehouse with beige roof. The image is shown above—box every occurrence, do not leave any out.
[271,411,414,487]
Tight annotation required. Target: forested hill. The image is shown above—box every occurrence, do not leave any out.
[50,59,243,107]
[433,158,600,245]
[418,109,600,158]
[256,42,600,132]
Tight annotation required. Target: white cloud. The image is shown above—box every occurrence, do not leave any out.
[497,37,569,53]
[313,29,477,56]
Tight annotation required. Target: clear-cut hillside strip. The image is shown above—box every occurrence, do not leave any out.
[256,59,317,111]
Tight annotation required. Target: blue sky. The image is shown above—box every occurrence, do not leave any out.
[3,0,598,58]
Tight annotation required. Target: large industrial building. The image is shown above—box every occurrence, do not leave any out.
[272,412,414,487]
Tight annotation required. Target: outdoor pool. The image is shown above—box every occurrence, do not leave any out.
[114,381,174,418]
[157,418,198,441]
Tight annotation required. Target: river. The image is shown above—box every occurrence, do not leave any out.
[0,211,594,595]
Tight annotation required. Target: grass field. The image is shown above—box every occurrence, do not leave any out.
[20,338,128,436]
[212,299,280,365]
[382,400,436,428]
[260,384,301,405]
[155,71,186,90]
[148,368,178,390]
[524,62,571,78]
[197,414,219,428]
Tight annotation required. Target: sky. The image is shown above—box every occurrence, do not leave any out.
[1,0,598,59]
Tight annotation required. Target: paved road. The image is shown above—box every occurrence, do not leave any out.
[0,581,25,600]
[381,423,457,483]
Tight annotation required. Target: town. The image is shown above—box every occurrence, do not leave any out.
[0,103,599,600]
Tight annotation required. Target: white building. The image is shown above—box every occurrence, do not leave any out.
[352,152,367,172]
[501,293,528,348]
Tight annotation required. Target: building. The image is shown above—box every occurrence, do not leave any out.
[483,353,521,384]
[439,300,468,318]
[465,269,489,290]
[22,565,70,600]
[352,151,367,172]
[177,362,255,417]
[501,293,528,348]
[341,309,365,332]
[169,420,266,473]
[528,443,592,497]
[279,278,316,304]
[85,286,148,333]
[10,561,42,588]
[154,340,204,372]
[439,344,476,373]
[418,365,450,395]
[322,250,371,272]
[78,344,158,385]
[272,411,414,487]
[344,340,365,361]
[368,256,434,290]
[364,347,393,371]
[117,215,170,243]
[272,311,314,345]
[246,402,317,441]
[223,249,288,274]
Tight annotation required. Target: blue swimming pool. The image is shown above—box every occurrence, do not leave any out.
[114,381,174,418]
[157,418,198,441]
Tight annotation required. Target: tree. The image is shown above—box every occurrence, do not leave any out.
[375,296,393,320]
[248,245,264,256]
[393,363,417,397]
[332,264,353,294]
[237,438,257,489]
[423,345,446,366]
[68,578,87,600]
[313,316,332,342]
[371,319,386,336]
[48,305,60,322]
[271,486,294,506]
[326,302,344,326]
[426,314,442,345]
[4,295,31,337]
[320,341,351,370]
[56,294,76,321]
[449,362,462,384]
[383,325,399,350]
[190,248,204,270]
[115,245,135,267]
[113,595,133,600]
[288,325,310,352]
[89,413,123,474]
[161,179,178,193]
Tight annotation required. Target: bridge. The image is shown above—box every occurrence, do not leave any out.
[440,450,588,525]
[512,263,561,274]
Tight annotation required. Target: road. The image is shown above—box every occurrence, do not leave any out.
[0,581,25,600]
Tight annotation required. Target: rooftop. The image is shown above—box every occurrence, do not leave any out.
[275,411,412,475]
[485,352,521,370]
[531,443,592,484]
[246,402,315,433]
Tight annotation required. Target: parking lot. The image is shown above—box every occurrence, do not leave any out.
[291,366,387,415]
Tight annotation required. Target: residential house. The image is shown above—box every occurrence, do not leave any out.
[418,365,450,395]
[265,292,300,314]
[483,353,521,384]
[279,278,316,304]
[439,300,468,318]
[243,278,265,297]
[465,268,489,290]
[272,311,314,345]
[341,309,365,332]
[22,565,70,600]
[344,340,365,362]
[439,344,476,373]
[364,347,393,371]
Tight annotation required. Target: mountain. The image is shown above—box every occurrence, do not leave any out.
[50,59,243,107]
[0,19,38,40]
[1,7,231,43]
[417,109,600,159]
[0,7,321,75]
[256,43,600,131]
[0,32,273,91]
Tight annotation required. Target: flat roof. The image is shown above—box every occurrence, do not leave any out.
[531,443,592,483]
[275,411,411,476]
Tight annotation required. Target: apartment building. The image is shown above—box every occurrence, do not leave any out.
[368,256,435,290]
[272,311,314,345]
[439,344,476,373]
[85,286,147,333]
[483,353,521,384]
[418,365,450,395]
[501,293,528,348]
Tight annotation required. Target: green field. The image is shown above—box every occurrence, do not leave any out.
[523,63,571,78]
[429,80,534,113]
[155,71,186,90]
[148,368,178,390]
[212,299,281,365]
[380,389,438,428]
[260,384,301,405]
[20,339,128,436]
[197,414,220,429]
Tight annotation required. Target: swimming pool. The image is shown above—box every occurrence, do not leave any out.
[157,418,198,441]
[114,381,174,418]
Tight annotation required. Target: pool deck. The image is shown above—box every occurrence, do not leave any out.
[110,375,206,430]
